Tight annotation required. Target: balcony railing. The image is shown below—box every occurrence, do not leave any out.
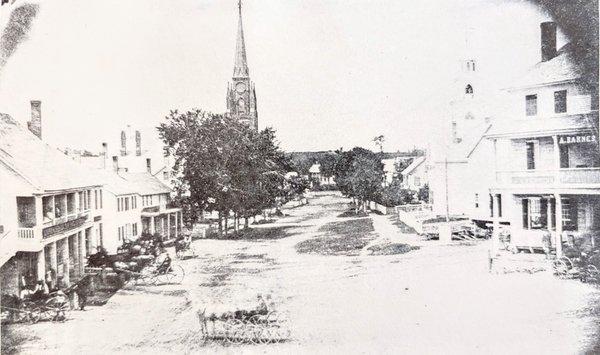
[43,210,90,227]
[496,167,600,186]
[17,227,36,239]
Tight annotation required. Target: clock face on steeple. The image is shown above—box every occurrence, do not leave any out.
[235,82,247,93]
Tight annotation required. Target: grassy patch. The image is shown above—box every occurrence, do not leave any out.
[388,215,418,234]
[205,226,296,241]
[368,243,420,256]
[338,209,369,218]
[295,218,376,256]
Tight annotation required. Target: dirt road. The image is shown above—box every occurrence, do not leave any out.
[4,192,600,354]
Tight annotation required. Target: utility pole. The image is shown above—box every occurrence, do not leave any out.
[444,155,450,222]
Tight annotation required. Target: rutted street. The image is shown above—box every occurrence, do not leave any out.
[4,192,600,354]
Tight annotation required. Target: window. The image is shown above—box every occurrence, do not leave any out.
[554,90,567,113]
[94,190,98,210]
[475,193,479,208]
[465,84,473,94]
[560,145,570,168]
[133,223,138,236]
[125,197,129,211]
[87,190,92,210]
[163,171,169,180]
[498,195,503,218]
[523,198,546,229]
[100,190,103,209]
[526,94,538,116]
[526,142,536,170]
[120,131,127,156]
[146,158,151,173]
[562,198,578,231]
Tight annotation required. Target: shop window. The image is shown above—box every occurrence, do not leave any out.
[526,94,537,116]
[554,90,567,113]
[523,198,548,229]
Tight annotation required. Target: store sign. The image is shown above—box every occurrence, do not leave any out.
[559,134,597,145]
[42,215,87,239]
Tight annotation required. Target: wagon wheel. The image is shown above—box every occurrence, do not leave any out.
[27,308,41,324]
[225,319,245,344]
[253,324,272,344]
[248,314,266,325]
[20,302,39,323]
[166,265,185,284]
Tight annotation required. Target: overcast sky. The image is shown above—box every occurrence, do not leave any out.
[0,0,562,152]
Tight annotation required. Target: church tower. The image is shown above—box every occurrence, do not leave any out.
[226,0,258,130]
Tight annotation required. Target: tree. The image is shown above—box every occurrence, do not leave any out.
[157,110,287,235]
[333,147,384,212]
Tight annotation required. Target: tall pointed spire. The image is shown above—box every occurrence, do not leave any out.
[233,0,249,78]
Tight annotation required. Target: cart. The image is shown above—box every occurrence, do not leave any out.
[118,263,185,286]
[198,309,291,345]
[1,291,69,324]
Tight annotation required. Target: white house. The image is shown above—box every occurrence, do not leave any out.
[308,163,335,186]
[0,110,102,295]
[400,156,428,191]
[487,22,599,256]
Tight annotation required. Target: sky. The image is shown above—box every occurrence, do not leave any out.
[0,0,563,153]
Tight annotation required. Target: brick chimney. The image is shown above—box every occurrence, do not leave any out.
[541,21,557,62]
[27,100,42,139]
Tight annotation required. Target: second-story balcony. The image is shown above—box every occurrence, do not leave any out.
[496,167,600,188]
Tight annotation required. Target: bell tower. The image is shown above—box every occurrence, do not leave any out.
[226,0,258,130]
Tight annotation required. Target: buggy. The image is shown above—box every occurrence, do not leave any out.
[1,291,69,324]
[117,255,185,286]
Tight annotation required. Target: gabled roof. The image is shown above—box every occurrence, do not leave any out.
[508,43,580,90]
[121,172,171,195]
[0,114,101,192]
[94,169,137,196]
[401,156,426,176]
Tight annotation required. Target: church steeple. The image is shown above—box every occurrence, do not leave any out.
[233,0,249,78]
[226,0,258,130]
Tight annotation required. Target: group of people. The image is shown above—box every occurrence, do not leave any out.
[18,271,92,311]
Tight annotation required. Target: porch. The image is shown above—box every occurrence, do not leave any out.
[141,207,183,241]
[494,193,600,257]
